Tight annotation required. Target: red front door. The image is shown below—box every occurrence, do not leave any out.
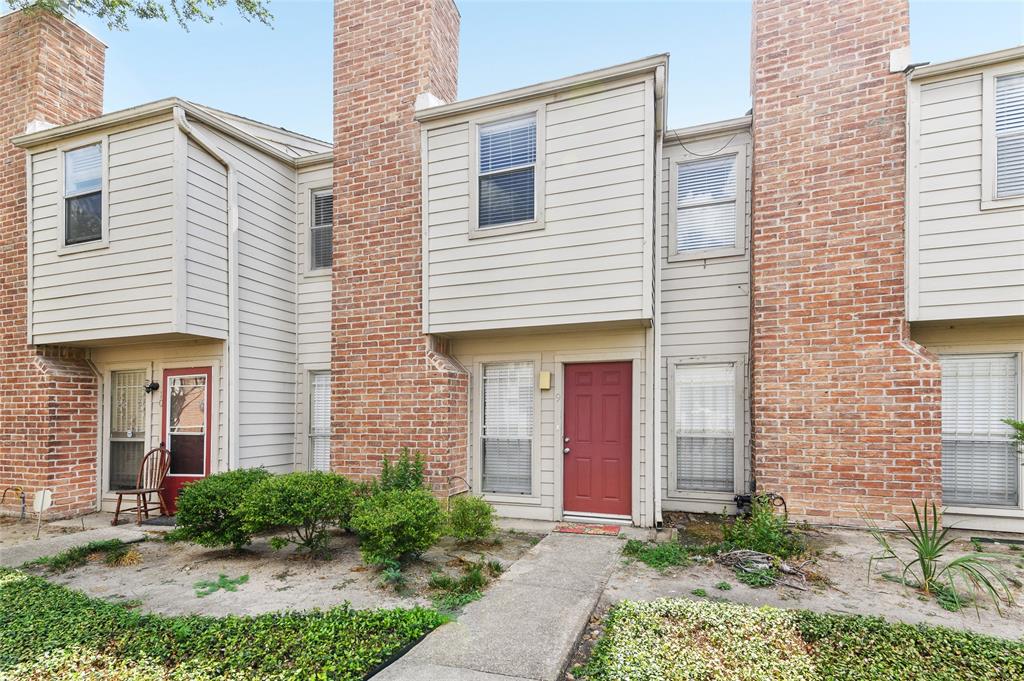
[563,362,632,516]
[161,367,212,513]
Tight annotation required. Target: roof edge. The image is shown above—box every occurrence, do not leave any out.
[414,54,670,123]
[910,44,1024,80]
[667,115,752,140]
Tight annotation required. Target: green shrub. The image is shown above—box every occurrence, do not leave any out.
[577,598,1024,681]
[374,447,426,492]
[722,496,804,559]
[169,468,271,549]
[24,539,127,573]
[446,495,495,542]
[622,539,691,571]
[239,471,355,558]
[350,488,443,565]
[0,567,446,680]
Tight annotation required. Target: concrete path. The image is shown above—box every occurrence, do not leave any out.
[0,525,147,567]
[375,532,622,681]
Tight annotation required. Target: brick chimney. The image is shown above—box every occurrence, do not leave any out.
[331,0,469,490]
[749,0,942,524]
[0,8,105,517]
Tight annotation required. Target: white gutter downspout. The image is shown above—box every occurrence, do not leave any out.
[173,107,240,471]
[651,64,667,528]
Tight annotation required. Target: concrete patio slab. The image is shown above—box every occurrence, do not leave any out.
[375,533,620,681]
[0,525,146,567]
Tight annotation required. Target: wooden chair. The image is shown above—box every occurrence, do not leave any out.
[111,444,171,526]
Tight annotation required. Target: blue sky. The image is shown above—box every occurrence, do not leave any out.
[78,0,1024,142]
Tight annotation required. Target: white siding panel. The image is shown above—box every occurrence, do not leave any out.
[910,70,1024,321]
[424,78,654,333]
[185,138,229,337]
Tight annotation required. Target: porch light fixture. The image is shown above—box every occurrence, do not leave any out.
[144,380,160,394]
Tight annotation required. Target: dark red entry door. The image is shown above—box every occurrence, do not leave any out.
[563,362,632,516]
[161,367,212,513]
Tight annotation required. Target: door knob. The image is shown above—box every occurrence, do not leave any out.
[564,436,570,443]
[563,447,571,454]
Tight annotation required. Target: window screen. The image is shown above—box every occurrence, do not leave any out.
[482,362,533,494]
[478,115,536,228]
[674,363,736,492]
[64,144,102,245]
[309,372,331,472]
[109,369,146,491]
[310,190,333,270]
[996,73,1024,199]
[941,355,1019,507]
[676,155,738,253]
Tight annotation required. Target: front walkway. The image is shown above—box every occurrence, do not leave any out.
[375,532,622,681]
[0,524,147,567]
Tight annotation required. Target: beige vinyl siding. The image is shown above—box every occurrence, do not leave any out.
[424,77,654,333]
[184,137,229,338]
[910,69,1024,321]
[452,325,653,525]
[294,162,332,468]
[659,130,753,509]
[30,117,178,344]
[192,121,298,473]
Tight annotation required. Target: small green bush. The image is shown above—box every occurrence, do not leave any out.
[446,495,495,542]
[373,447,426,492]
[622,539,691,571]
[0,567,446,680]
[722,496,804,559]
[240,471,355,558]
[350,488,443,565]
[169,468,271,549]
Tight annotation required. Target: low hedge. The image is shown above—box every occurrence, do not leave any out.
[169,468,271,549]
[577,598,1024,681]
[350,488,444,565]
[0,567,446,680]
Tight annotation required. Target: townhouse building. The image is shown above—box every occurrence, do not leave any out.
[1,0,1021,532]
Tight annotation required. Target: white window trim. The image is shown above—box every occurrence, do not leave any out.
[981,62,1024,210]
[56,135,110,255]
[306,187,332,275]
[668,144,746,262]
[939,351,1023,511]
[666,355,746,500]
[471,356,542,504]
[467,105,546,239]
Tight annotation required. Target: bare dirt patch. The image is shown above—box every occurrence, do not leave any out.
[23,528,542,617]
[606,515,1024,640]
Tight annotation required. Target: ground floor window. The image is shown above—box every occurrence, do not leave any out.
[481,362,533,495]
[309,371,331,472]
[673,363,737,492]
[109,369,147,490]
[941,354,1020,508]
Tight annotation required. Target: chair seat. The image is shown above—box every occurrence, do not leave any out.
[114,487,163,495]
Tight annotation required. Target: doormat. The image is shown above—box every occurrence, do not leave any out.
[554,522,620,536]
[140,515,176,527]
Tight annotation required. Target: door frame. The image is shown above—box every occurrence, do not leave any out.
[555,352,642,525]
[161,366,213,506]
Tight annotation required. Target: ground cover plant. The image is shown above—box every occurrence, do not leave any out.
[622,538,691,571]
[193,573,249,598]
[576,598,1024,681]
[427,560,502,612]
[0,566,446,680]
[866,499,1013,614]
[169,468,271,549]
[23,539,134,573]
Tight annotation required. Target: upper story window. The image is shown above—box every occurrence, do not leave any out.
[995,72,1024,199]
[310,189,333,271]
[672,153,742,258]
[64,143,103,246]
[473,113,541,234]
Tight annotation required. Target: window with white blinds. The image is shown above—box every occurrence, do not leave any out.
[64,143,103,246]
[995,73,1024,199]
[309,371,331,472]
[675,155,738,254]
[481,362,534,495]
[310,190,333,271]
[674,363,736,492]
[478,115,536,229]
[941,355,1019,508]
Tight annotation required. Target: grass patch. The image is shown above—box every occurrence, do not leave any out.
[714,581,731,591]
[23,539,131,573]
[427,560,500,613]
[0,567,446,680]
[622,539,691,571]
[575,598,1024,681]
[193,573,250,598]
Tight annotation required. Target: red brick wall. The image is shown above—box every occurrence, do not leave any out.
[749,0,942,524]
[0,9,104,517]
[331,0,469,492]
